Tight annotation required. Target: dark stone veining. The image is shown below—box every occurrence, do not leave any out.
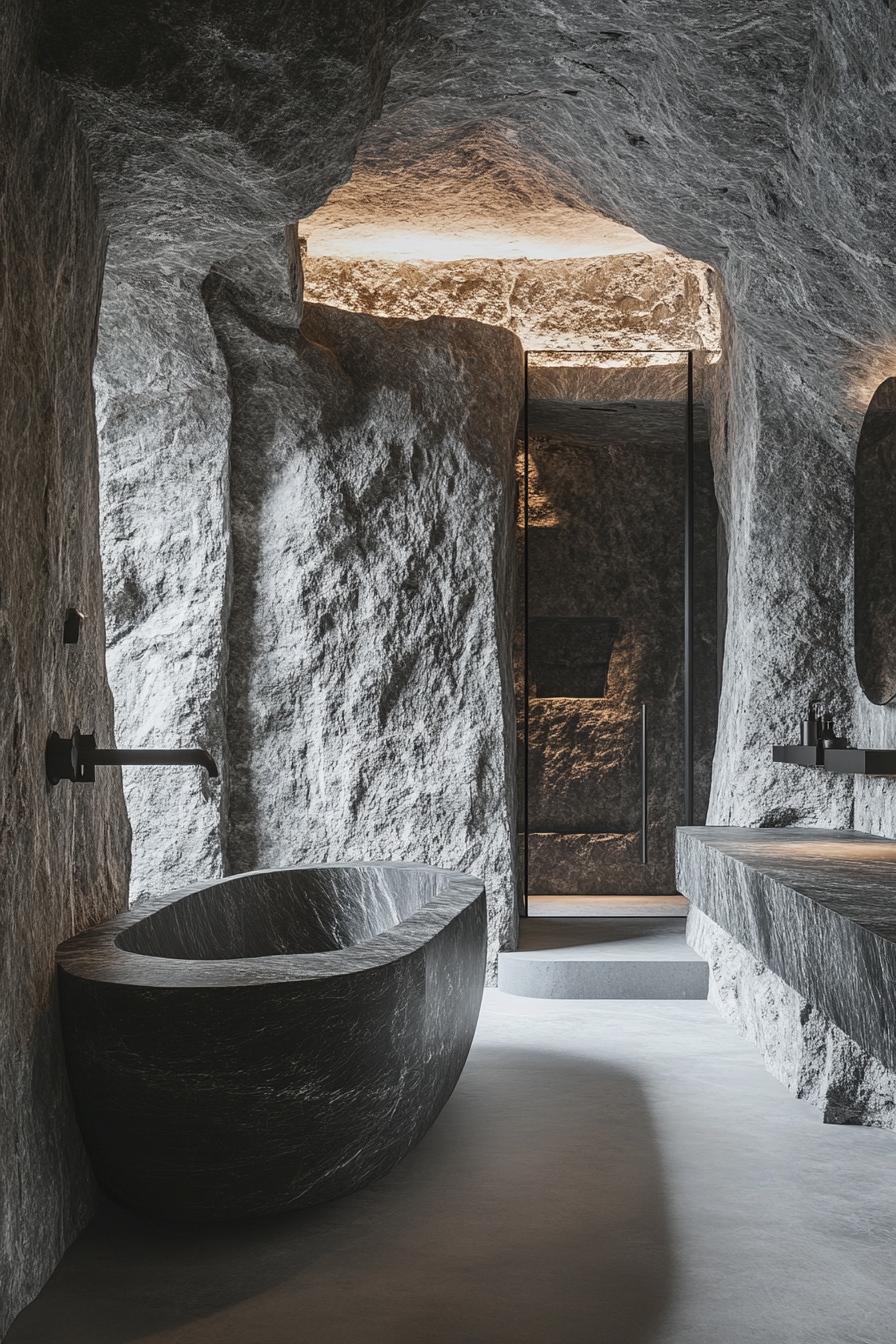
[676,827,896,1074]
[56,863,486,1221]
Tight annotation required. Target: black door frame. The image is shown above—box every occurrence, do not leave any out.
[520,348,696,915]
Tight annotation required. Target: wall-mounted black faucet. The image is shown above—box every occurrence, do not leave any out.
[46,729,218,785]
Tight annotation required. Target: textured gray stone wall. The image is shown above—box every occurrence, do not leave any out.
[364,0,896,838]
[0,8,130,1333]
[688,907,896,1128]
[63,0,896,923]
[204,271,522,971]
[46,0,896,909]
[94,271,232,903]
[38,0,426,904]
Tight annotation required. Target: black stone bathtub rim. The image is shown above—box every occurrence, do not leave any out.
[55,863,488,1220]
[56,862,485,988]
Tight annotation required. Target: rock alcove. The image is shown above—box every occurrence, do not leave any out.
[8,0,896,1328]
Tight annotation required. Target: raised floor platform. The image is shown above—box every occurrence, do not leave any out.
[498,917,708,999]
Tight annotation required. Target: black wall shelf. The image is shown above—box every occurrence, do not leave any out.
[773,745,896,777]
[773,744,825,767]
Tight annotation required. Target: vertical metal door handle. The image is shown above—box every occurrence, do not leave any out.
[641,703,649,864]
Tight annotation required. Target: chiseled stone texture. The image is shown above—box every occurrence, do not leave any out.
[56,864,486,1220]
[303,251,720,353]
[203,278,522,975]
[0,8,130,1333]
[688,906,896,1128]
[94,271,231,904]
[678,826,896,1124]
[356,1,896,842]
[37,0,425,905]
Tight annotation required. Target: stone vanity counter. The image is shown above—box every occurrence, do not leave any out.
[676,827,896,1126]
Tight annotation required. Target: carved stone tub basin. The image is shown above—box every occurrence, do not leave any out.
[56,863,486,1220]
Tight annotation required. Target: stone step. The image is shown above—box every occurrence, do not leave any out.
[526,893,689,917]
[498,917,708,1000]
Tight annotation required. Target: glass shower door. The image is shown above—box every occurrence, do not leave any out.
[517,349,718,912]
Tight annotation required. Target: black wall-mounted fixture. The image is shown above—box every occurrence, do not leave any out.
[47,729,218,785]
[63,609,85,644]
[772,744,896,777]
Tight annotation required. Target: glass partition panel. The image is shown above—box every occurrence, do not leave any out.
[518,350,718,912]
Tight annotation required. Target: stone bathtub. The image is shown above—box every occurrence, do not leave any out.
[56,863,486,1220]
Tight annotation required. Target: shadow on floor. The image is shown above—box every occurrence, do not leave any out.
[8,1043,672,1344]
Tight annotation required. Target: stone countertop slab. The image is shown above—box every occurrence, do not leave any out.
[676,826,896,1072]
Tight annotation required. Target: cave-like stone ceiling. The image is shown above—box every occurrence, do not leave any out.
[299,121,661,263]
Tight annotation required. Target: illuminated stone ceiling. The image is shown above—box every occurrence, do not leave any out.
[298,122,661,262]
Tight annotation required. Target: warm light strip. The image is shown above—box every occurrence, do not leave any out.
[300,227,666,264]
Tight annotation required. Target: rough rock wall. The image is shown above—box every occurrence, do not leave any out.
[703,323,857,829]
[368,0,896,839]
[688,907,896,1129]
[29,0,896,963]
[203,273,522,971]
[35,0,426,903]
[95,269,232,903]
[303,251,720,352]
[0,9,130,1333]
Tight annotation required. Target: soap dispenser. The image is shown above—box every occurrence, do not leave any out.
[819,714,848,750]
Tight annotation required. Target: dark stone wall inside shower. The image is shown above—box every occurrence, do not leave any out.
[517,388,718,895]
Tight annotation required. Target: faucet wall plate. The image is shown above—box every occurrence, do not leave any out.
[63,609,85,644]
[46,729,96,784]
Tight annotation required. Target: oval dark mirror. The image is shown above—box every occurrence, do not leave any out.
[855,376,896,703]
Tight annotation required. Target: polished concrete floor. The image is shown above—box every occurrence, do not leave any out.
[9,992,896,1343]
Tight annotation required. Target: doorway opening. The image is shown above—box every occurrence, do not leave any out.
[517,349,718,918]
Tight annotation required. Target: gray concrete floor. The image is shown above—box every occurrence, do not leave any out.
[9,992,896,1343]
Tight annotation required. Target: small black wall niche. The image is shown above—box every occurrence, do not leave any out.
[855,376,896,704]
[528,616,620,697]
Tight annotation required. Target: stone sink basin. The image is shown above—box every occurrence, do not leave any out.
[56,863,486,1221]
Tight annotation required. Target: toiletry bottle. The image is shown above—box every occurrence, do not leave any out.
[801,701,820,746]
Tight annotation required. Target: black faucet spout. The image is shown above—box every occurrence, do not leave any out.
[91,748,218,777]
[47,730,218,785]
